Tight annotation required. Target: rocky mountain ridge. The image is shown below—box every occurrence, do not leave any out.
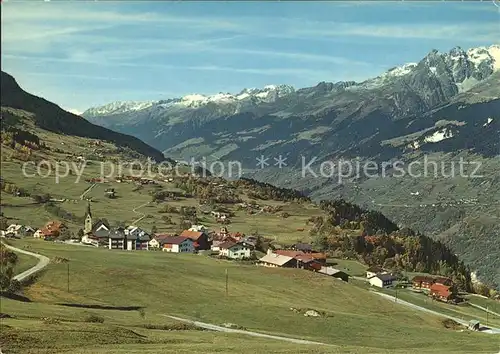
[82,44,500,288]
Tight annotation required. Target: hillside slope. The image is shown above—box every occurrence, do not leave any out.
[82,45,500,287]
[1,71,165,162]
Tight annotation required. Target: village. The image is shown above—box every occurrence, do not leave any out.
[1,199,491,330]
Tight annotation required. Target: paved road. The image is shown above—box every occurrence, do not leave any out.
[2,242,50,282]
[162,315,328,345]
[372,291,500,334]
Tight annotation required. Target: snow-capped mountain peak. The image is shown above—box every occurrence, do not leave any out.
[83,45,499,117]
[83,84,296,115]
[84,100,157,116]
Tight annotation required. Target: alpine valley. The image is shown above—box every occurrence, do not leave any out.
[83,45,500,288]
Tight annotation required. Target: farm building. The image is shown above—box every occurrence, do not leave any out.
[258,252,297,268]
[429,283,456,302]
[318,266,349,282]
[369,273,396,288]
[412,276,435,290]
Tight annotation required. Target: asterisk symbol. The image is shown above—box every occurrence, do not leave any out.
[256,155,269,169]
[274,155,287,168]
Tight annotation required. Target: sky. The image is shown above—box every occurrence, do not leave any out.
[1,1,499,113]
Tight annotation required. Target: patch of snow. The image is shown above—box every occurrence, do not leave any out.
[236,92,250,100]
[386,63,417,77]
[483,117,493,127]
[486,45,500,71]
[467,47,491,67]
[255,91,270,98]
[429,66,437,75]
[408,141,420,150]
[424,129,454,143]
[84,101,157,115]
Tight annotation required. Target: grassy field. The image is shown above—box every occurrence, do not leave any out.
[465,294,500,315]
[12,250,39,275]
[1,239,498,353]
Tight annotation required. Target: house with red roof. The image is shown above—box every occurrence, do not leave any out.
[39,220,67,239]
[429,283,456,303]
[160,236,194,253]
[275,250,327,265]
[411,275,435,290]
[179,230,211,250]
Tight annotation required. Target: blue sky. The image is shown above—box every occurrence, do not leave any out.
[1,1,499,113]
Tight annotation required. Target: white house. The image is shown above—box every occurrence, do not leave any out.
[6,224,34,237]
[161,236,194,253]
[366,266,388,279]
[125,226,150,250]
[211,240,224,252]
[149,237,161,249]
[219,241,253,259]
[369,273,397,288]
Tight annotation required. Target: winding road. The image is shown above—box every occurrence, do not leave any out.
[2,242,50,282]
[131,202,150,224]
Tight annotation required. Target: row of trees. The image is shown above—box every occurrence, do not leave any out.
[0,243,21,294]
[235,178,311,202]
[312,199,474,292]
[174,178,242,204]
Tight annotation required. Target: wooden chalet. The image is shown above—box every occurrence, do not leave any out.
[429,283,456,303]
[412,275,435,290]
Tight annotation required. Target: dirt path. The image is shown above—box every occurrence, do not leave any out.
[131,202,150,224]
[2,242,50,282]
[80,183,96,200]
[162,315,329,345]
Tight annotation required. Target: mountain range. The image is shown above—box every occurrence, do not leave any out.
[81,45,500,287]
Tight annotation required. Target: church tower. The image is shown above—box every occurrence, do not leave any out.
[84,202,93,234]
